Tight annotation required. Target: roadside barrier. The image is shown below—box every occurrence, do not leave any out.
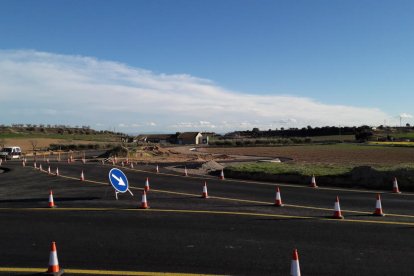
[290,249,301,276]
[373,194,385,216]
[274,186,284,207]
[144,177,150,192]
[333,196,344,219]
[220,169,225,180]
[202,182,209,198]
[48,190,56,208]
[139,191,149,209]
[310,175,318,188]
[46,241,64,275]
[393,177,401,193]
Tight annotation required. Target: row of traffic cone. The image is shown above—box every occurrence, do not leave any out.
[310,175,403,193]
[44,241,302,276]
[34,163,84,180]
[332,194,386,218]
[138,179,210,209]
[275,187,385,218]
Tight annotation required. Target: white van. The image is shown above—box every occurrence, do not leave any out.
[0,146,22,160]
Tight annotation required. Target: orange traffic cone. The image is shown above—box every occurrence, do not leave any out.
[48,190,56,208]
[156,164,159,173]
[274,186,284,207]
[373,194,385,216]
[22,160,26,167]
[55,167,59,176]
[392,177,401,193]
[310,175,318,188]
[144,177,150,192]
[121,161,124,167]
[333,196,344,219]
[290,249,301,276]
[184,166,188,176]
[201,182,209,198]
[82,158,86,164]
[220,169,225,180]
[80,170,85,181]
[139,191,149,209]
[34,162,37,169]
[130,162,134,169]
[46,241,64,275]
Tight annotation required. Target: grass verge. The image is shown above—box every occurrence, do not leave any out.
[227,162,414,176]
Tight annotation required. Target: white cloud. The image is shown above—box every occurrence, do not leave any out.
[0,49,391,132]
[400,113,413,119]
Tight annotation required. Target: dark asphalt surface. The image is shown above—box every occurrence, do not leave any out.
[1,159,414,275]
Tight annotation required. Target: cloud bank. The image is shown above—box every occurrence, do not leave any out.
[0,50,390,133]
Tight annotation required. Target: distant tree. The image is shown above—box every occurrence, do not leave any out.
[406,123,411,127]
[355,129,373,142]
[0,138,5,149]
[29,140,38,160]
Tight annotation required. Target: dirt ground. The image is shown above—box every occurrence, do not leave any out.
[6,137,412,167]
[198,144,414,166]
[0,138,107,152]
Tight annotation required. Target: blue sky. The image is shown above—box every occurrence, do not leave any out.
[0,0,413,133]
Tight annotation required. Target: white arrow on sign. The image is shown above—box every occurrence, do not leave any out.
[111,174,126,186]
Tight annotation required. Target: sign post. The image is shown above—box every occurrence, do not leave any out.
[108,168,133,200]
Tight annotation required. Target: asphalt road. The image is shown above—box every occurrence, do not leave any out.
[1,159,414,275]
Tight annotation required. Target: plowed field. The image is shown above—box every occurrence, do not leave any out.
[199,144,414,165]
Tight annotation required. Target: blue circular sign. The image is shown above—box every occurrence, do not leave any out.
[108,168,129,193]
